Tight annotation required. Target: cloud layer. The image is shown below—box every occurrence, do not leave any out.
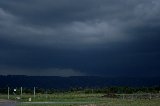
[0,0,160,76]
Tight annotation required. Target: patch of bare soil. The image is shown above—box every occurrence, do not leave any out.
[0,99,16,106]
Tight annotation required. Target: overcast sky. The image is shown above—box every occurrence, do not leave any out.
[0,0,160,77]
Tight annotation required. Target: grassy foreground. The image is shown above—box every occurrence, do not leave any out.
[17,99,160,106]
[1,93,160,106]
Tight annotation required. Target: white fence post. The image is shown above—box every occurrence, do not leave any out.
[149,93,152,99]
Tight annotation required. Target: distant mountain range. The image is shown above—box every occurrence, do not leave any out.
[0,75,160,89]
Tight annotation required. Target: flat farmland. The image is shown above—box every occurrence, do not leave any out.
[1,93,160,106]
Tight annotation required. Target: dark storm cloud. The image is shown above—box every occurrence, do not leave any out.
[0,0,160,76]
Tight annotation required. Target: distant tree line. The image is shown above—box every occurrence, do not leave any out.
[68,86,160,94]
[0,86,160,94]
[82,86,160,94]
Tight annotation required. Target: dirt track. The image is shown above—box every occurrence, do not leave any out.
[0,99,16,106]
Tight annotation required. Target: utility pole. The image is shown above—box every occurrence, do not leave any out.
[34,87,36,98]
[8,87,10,99]
[45,90,48,99]
[21,87,23,97]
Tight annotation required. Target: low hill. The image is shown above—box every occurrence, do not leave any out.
[0,75,160,89]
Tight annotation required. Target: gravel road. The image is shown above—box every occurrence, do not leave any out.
[0,99,16,106]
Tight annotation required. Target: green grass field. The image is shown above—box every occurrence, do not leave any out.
[1,93,160,106]
[17,99,160,106]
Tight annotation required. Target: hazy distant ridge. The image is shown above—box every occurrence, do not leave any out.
[0,75,160,89]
